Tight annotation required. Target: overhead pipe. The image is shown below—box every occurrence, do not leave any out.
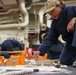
[39,6,46,25]
[0,8,19,15]
[0,0,29,29]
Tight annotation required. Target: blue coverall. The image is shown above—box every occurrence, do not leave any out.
[1,39,23,58]
[37,5,76,65]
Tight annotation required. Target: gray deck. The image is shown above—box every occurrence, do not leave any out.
[0,65,76,75]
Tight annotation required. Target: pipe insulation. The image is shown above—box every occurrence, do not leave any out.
[0,0,29,29]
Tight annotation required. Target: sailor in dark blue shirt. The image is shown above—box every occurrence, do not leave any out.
[39,24,50,43]
[1,39,23,51]
[33,0,76,65]
[1,39,23,59]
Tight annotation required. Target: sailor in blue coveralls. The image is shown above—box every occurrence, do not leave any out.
[33,0,76,65]
[1,39,23,58]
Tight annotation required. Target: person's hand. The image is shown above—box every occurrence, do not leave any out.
[67,18,76,32]
[33,50,41,60]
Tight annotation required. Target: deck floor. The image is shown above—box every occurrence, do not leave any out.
[0,65,76,75]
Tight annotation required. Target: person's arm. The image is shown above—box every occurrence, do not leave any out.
[15,41,23,50]
[39,30,42,43]
[41,33,46,42]
[67,17,76,32]
[0,47,1,51]
[36,20,59,56]
[67,6,76,32]
[18,43,23,50]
